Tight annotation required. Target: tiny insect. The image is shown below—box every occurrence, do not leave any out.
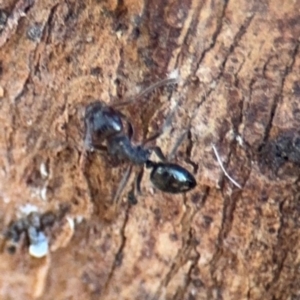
[3,211,57,257]
[83,77,196,202]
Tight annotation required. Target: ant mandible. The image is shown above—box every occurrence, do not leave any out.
[83,75,197,203]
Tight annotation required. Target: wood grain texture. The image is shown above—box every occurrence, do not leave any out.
[0,0,300,299]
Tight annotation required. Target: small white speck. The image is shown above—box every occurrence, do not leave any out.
[0,85,4,98]
[75,216,84,224]
[40,186,47,201]
[148,187,154,195]
[0,169,6,177]
[116,31,122,39]
[236,135,244,146]
[40,163,48,178]
[30,188,40,199]
[66,217,75,230]
[3,196,10,203]
[19,203,39,215]
[209,81,217,89]
[29,232,49,258]
[168,69,179,81]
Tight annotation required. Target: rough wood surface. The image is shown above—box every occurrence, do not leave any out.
[0,0,300,299]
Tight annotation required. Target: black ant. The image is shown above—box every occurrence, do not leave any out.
[83,76,197,203]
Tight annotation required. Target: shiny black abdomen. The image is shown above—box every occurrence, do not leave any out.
[149,162,196,193]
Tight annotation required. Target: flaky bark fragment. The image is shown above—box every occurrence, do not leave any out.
[0,0,300,299]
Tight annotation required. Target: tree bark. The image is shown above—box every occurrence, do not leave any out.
[0,0,300,299]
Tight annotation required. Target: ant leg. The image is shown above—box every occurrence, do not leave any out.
[143,102,179,147]
[127,185,138,205]
[112,76,178,109]
[135,166,144,194]
[79,150,88,171]
[79,141,91,172]
[167,130,189,160]
[80,122,97,171]
[140,105,179,164]
[142,124,166,149]
[127,166,143,205]
[142,131,163,146]
[93,145,108,153]
[112,165,132,203]
[83,126,94,151]
[147,146,166,162]
[79,144,108,171]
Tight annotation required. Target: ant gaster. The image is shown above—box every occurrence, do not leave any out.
[83,77,196,202]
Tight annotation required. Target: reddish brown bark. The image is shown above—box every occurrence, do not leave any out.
[0,0,300,299]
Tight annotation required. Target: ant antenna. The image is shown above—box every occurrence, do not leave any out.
[112,165,133,203]
[142,101,180,147]
[113,70,180,108]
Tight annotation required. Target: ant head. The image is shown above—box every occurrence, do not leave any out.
[146,161,196,194]
[85,101,123,145]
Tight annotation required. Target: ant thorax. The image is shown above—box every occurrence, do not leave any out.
[107,135,151,165]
